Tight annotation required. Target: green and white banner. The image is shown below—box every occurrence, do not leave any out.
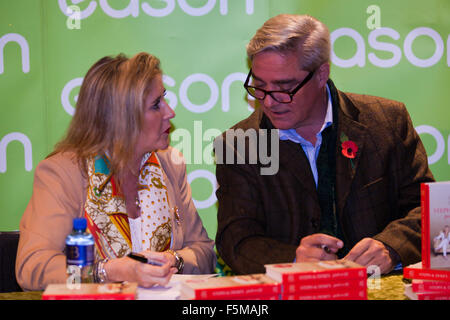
[1,0,449,238]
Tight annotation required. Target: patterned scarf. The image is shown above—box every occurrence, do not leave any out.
[84,152,173,261]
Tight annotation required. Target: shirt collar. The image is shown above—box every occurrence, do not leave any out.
[279,84,333,143]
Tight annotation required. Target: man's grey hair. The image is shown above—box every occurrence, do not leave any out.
[246,14,330,72]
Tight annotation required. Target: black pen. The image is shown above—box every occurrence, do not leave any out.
[127,252,163,266]
[321,244,332,254]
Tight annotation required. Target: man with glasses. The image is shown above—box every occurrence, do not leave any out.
[215,14,434,275]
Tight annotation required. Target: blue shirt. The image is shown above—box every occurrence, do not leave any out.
[279,85,333,187]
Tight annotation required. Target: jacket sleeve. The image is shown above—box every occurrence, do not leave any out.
[215,136,297,275]
[16,154,85,291]
[162,148,216,274]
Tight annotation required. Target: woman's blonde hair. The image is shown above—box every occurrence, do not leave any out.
[51,52,162,177]
[246,14,330,71]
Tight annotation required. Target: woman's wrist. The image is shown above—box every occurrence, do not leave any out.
[101,257,128,283]
[93,258,109,283]
[165,249,184,274]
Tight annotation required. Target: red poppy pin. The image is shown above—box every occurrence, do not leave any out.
[340,133,358,170]
[341,140,358,159]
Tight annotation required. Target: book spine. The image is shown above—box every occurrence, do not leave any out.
[281,268,366,284]
[224,294,280,300]
[281,288,367,300]
[421,183,431,269]
[194,284,281,300]
[415,292,450,300]
[42,294,135,300]
[404,267,450,281]
[412,281,450,293]
[283,278,366,294]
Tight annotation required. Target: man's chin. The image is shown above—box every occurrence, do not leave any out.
[267,118,294,130]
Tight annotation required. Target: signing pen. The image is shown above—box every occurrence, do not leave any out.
[127,252,163,266]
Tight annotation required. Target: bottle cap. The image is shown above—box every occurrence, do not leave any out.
[73,218,87,231]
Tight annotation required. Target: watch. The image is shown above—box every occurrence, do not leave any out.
[94,258,109,283]
[166,249,184,273]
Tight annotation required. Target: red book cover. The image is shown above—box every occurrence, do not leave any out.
[42,282,137,300]
[405,284,450,300]
[421,181,450,269]
[404,262,450,281]
[283,278,366,294]
[212,294,280,301]
[180,274,281,300]
[412,279,450,292]
[422,183,431,268]
[282,288,367,300]
[265,260,366,284]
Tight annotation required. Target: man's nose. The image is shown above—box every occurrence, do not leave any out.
[262,93,277,108]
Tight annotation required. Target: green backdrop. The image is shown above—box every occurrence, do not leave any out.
[1,0,449,241]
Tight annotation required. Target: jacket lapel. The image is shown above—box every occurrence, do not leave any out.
[260,114,318,197]
[278,139,318,196]
[335,93,367,217]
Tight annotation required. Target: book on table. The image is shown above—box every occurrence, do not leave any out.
[264,260,367,300]
[264,260,366,283]
[411,279,450,292]
[421,181,450,269]
[404,284,450,300]
[403,262,450,300]
[402,181,450,300]
[404,262,450,281]
[180,273,281,300]
[42,282,138,300]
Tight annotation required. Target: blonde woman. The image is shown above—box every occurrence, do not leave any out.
[16,53,216,291]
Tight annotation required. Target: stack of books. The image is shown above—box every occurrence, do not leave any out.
[264,260,367,300]
[402,181,450,300]
[421,181,450,270]
[180,274,281,300]
[404,262,450,300]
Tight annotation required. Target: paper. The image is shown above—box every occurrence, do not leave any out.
[136,274,217,300]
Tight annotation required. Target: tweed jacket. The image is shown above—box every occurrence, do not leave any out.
[215,79,434,274]
[16,147,216,291]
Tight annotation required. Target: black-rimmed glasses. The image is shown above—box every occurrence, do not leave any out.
[244,68,315,104]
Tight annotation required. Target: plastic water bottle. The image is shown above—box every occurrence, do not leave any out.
[65,218,94,286]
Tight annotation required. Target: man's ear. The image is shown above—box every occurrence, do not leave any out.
[317,62,330,87]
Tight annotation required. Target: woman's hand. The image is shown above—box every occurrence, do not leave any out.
[104,250,178,287]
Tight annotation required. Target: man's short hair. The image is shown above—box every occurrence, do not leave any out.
[246,14,330,71]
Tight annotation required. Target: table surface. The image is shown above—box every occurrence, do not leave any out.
[0,273,408,300]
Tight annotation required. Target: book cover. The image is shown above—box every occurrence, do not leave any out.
[421,181,450,269]
[42,282,137,300]
[404,262,450,281]
[180,274,281,300]
[265,260,366,284]
[404,284,450,300]
[180,292,280,300]
[282,288,367,300]
[283,278,367,294]
[412,279,450,293]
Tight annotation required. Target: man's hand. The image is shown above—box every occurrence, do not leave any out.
[343,238,395,274]
[296,233,343,262]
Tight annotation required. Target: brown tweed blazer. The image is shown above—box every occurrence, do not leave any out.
[215,79,434,274]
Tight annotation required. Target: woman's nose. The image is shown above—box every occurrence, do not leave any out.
[163,100,175,119]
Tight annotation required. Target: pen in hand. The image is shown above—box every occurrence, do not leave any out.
[321,244,332,254]
[127,252,164,267]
